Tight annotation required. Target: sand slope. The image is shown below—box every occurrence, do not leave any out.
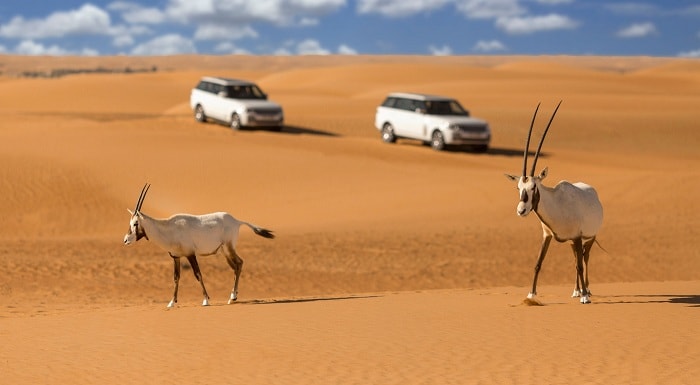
[0,55,698,384]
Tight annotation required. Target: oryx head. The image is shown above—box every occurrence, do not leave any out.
[505,101,562,217]
[124,183,150,245]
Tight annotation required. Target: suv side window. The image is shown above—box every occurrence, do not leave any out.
[381,97,397,108]
[196,81,210,92]
[395,98,415,111]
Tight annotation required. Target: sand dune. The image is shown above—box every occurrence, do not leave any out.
[0,55,698,384]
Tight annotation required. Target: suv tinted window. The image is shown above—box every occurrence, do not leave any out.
[381,97,397,108]
[394,98,427,112]
[425,100,469,116]
[224,85,266,100]
[197,81,222,94]
[395,98,415,111]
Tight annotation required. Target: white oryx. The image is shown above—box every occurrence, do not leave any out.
[123,183,275,307]
[505,101,603,304]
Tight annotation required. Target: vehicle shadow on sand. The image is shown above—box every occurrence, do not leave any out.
[444,146,548,158]
[239,125,340,137]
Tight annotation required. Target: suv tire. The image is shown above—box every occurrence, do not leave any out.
[230,113,242,130]
[194,105,206,123]
[381,123,396,143]
[431,130,446,151]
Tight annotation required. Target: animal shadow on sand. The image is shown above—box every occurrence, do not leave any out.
[238,294,381,306]
[597,294,700,307]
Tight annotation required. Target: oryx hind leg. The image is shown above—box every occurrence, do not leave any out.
[224,244,244,304]
[186,255,210,306]
[572,238,590,304]
[582,237,594,296]
[572,238,595,298]
[168,255,181,308]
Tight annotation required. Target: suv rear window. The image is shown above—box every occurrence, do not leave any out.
[196,81,222,94]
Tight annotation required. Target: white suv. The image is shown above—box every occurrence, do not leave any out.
[375,92,490,152]
[190,77,284,130]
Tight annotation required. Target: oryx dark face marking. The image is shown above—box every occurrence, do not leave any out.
[516,176,538,217]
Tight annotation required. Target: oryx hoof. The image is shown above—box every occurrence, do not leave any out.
[572,290,581,298]
[527,292,536,300]
[202,298,210,306]
[167,299,176,308]
[228,293,238,304]
[580,295,591,304]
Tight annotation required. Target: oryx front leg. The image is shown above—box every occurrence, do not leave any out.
[224,246,244,304]
[186,255,210,306]
[528,234,552,300]
[168,255,181,308]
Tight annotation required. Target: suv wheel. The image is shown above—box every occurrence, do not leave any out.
[194,105,206,123]
[381,123,396,143]
[230,113,242,130]
[431,130,445,151]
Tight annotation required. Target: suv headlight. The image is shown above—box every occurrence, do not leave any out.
[448,124,460,131]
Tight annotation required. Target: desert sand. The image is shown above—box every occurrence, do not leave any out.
[0,54,698,384]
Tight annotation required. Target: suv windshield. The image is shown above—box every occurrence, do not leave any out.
[223,85,267,100]
[425,100,469,116]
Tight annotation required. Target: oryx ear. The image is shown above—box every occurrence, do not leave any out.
[127,208,134,215]
[504,174,519,182]
[538,167,548,179]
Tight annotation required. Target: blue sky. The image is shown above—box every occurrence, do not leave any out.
[0,1,698,57]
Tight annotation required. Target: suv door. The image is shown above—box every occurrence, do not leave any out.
[208,83,231,121]
[393,98,426,140]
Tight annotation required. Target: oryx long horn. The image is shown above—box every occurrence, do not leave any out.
[522,102,541,176]
[134,183,150,213]
[530,100,563,176]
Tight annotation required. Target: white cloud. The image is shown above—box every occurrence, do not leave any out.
[296,38,330,54]
[108,1,167,24]
[194,24,258,40]
[535,0,573,4]
[428,44,453,56]
[496,13,578,34]
[214,41,251,54]
[358,0,451,18]
[678,48,700,58]
[113,35,135,47]
[338,44,357,54]
[166,0,346,26]
[299,17,320,26]
[274,48,292,55]
[456,0,526,20]
[473,39,507,52]
[130,34,197,55]
[13,39,98,56]
[0,4,112,39]
[616,22,657,38]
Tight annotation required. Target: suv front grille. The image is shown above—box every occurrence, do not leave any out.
[250,107,282,116]
[457,124,487,133]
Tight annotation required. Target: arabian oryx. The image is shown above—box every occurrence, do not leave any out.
[123,184,275,307]
[505,101,603,304]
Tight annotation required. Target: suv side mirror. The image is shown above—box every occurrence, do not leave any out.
[415,108,426,114]
[218,91,227,98]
